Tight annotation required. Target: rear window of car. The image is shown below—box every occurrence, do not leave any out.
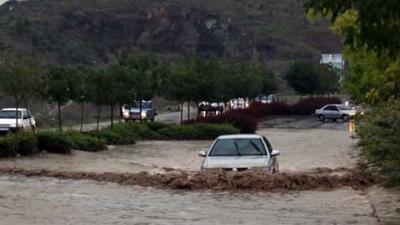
[209,138,267,156]
[339,105,352,110]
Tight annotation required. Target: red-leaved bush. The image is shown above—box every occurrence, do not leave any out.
[247,97,342,117]
[291,97,342,115]
[185,110,258,133]
[186,97,341,133]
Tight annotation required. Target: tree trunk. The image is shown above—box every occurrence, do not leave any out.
[15,98,19,133]
[57,102,62,131]
[187,101,190,120]
[80,101,85,133]
[139,99,143,123]
[110,104,114,129]
[96,106,101,134]
[118,103,123,123]
[180,102,183,124]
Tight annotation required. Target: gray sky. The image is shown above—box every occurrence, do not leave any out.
[0,0,8,5]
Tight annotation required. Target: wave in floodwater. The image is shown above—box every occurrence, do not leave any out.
[0,167,382,192]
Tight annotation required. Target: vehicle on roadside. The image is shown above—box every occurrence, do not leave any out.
[0,108,36,133]
[198,134,280,173]
[255,94,278,104]
[315,104,356,122]
[121,100,157,122]
[198,101,225,118]
[229,98,249,110]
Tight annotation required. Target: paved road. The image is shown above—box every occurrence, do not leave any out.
[70,107,198,131]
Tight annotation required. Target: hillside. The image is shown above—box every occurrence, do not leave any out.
[0,0,341,70]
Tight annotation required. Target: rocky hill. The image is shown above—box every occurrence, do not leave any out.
[0,0,341,70]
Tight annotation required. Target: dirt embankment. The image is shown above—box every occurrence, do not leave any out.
[0,167,382,192]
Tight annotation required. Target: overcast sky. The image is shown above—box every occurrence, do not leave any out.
[0,0,7,5]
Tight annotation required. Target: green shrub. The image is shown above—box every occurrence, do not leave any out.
[97,129,136,145]
[0,135,17,158]
[358,100,400,187]
[15,133,39,156]
[159,123,239,140]
[36,132,72,154]
[126,123,161,139]
[145,121,170,131]
[66,131,107,152]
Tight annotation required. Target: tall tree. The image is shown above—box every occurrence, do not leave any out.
[305,0,400,57]
[121,53,160,121]
[74,67,91,132]
[42,65,77,131]
[284,61,321,97]
[86,69,108,133]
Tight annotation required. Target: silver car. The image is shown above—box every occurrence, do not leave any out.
[315,104,357,122]
[199,134,280,173]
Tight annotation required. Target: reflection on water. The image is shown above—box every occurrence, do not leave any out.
[0,176,378,225]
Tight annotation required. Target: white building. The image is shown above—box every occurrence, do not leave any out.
[320,53,345,70]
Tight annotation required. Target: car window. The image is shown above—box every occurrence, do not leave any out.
[0,111,22,119]
[339,105,352,110]
[325,106,338,111]
[209,138,267,156]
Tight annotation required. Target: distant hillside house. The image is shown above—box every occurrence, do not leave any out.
[320,54,345,70]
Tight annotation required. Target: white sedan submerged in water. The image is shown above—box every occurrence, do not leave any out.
[199,134,280,173]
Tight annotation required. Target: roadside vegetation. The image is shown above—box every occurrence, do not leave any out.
[306,0,400,186]
[0,122,239,158]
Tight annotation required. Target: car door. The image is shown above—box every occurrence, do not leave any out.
[329,105,341,119]
[324,105,337,118]
[21,111,31,128]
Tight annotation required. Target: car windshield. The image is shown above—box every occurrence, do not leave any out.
[133,102,152,109]
[0,111,22,119]
[209,138,266,156]
[339,105,352,110]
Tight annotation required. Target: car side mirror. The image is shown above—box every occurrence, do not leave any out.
[271,149,280,156]
[198,150,207,157]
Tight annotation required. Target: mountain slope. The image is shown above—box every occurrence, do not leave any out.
[0,0,341,69]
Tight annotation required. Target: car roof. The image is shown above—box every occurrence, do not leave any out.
[217,134,263,139]
[1,108,27,111]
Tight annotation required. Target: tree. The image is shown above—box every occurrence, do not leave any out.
[42,65,77,131]
[0,52,41,131]
[104,64,132,128]
[86,69,109,133]
[317,64,341,96]
[284,61,320,96]
[121,53,160,121]
[164,58,196,123]
[305,0,400,57]
[74,67,91,132]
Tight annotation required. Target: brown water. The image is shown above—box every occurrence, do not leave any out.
[0,176,379,225]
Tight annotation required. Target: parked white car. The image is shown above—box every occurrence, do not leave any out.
[0,108,36,133]
[199,134,280,173]
[315,104,356,122]
[229,98,249,110]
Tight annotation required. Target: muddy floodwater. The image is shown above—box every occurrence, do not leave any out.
[1,117,398,224]
[0,176,379,225]
[0,128,357,174]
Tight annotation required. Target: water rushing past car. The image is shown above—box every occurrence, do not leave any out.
[199,134,280,173]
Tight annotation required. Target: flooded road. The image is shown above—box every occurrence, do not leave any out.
[1,117,397,224]
[0,176,379,225]
[0,128,357,173]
